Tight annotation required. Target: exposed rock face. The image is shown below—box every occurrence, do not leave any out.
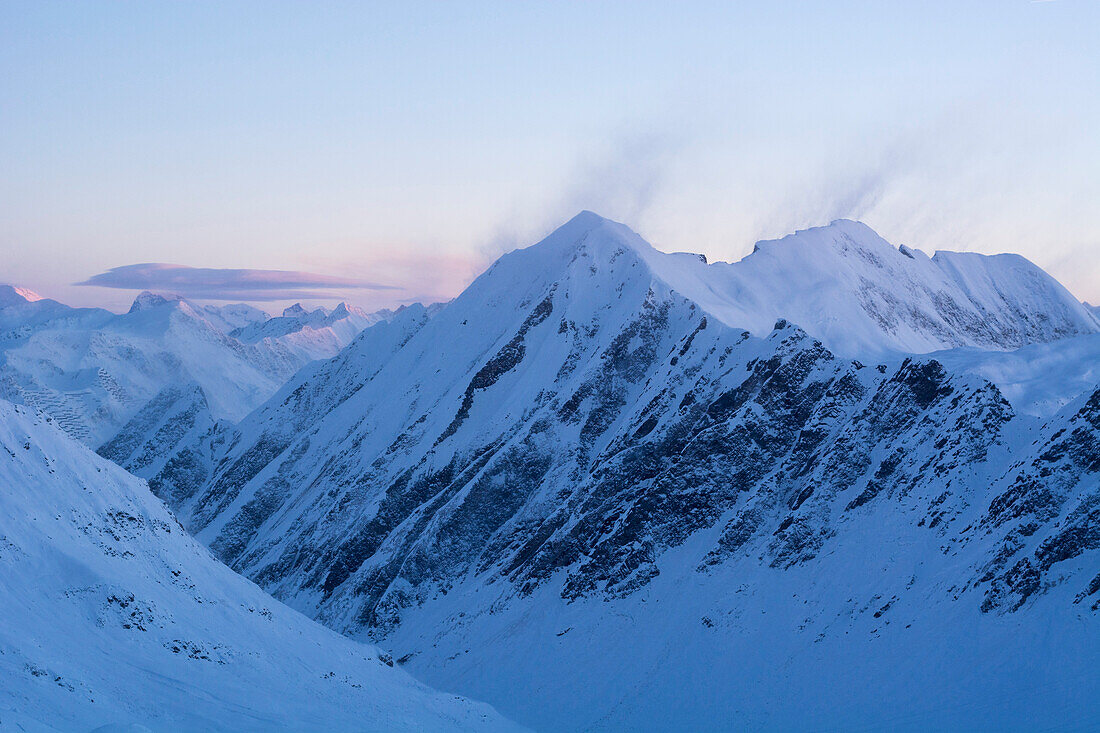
[980,388,1100,612]
[97,383,223,508]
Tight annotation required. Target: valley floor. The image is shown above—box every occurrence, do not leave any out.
[385,531,1100,731]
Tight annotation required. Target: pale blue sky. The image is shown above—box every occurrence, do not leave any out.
[2,1,1098,311]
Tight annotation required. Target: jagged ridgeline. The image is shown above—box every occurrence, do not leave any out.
[101,213,1100,730]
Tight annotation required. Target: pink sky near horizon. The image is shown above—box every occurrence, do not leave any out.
[3,2,1098,311]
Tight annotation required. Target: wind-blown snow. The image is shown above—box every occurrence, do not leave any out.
[932,333,1100,417]
[0,399,520,732]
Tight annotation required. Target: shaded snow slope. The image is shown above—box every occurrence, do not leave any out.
[933,332,1100,417]
[390,505,1099,732]
[0,400,519,733]
[150,212,1099,729]
[97,384,222,508]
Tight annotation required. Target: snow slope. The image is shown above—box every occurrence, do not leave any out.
[0,399,519,732]
[153,212,1100,730]
[572,214,1099,356]
[98,303,436,502]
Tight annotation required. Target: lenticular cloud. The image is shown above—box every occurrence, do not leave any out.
[76,263,399,301]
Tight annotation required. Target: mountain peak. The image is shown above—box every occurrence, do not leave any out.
[282,303,308,318]
[128,291,184,313]
[547,210,627,241]
[329,302,367,321]
[568,209,613,228]
[488,213,1098,355]
[523,211,655,261]
[751,219,894,255]
[0,284,44,307]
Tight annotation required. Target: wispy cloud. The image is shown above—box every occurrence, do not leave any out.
[301,249,488,309]
[76,263,400,301]
[479,126,686,262]
[561,129,682,225]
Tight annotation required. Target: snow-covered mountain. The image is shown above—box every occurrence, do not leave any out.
[0,287,385,446]
[0,284,47,307]
[97,303,435,501]
[229,301,390,365]
[200,302,270,333]
[144,213,1099,729]
[933,332,1100,417]
[0,399,519,732]
[577,215,1098,356]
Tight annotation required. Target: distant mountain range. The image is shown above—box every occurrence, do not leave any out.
[0,286,389,445]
